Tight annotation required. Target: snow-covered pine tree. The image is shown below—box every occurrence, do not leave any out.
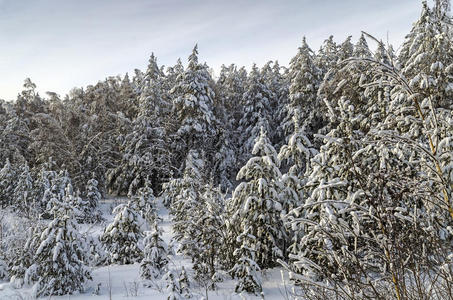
[12,162,33,216]
[0,158,16,208]
[83,234,108,267]
[238,65,274,164]
[170,45,218,172]
[316,35,339,77]
[107,54,172,195]
[118,72,139,120]
[84,176,103,223]
[166,149,205,256]
[278,112,318,216]
[268,60,289,148]
[140,221,169,281]
[163,58,184,96]
[399,1,453,109]
[25,186,91,297]
[32,159,58,215]
[283,37,321,140]
[47,178,86,222]
[228,127,286,269]
[132,179,157,226]
[212,128,237,193]
[190,183,226,288]
[163,270,184,300]
[26,215,92,297]
[101,201,145,264]
[178,267,192,298]
[230,226,263,296]
[7,224,43,288]
[216,64,246,130]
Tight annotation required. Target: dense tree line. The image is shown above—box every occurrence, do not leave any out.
[0,1,452,298]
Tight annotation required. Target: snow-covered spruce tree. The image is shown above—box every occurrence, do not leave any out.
[163,270,184,300]
[237,65,274,164]
[286,25,453,297]
[26,215,91,297]
[229,226,263,296]
[399,1,453,109]
[166,149,205,255]
[170,45,218,172]
[216,64,246,129]
[32,159,57,215]
[212,127,237,192]
[47,179,86,222]
[228,127,286,269]
[25,184,91,297]
[278,112,318,216]
[118,72,139,120]
[131,178,157,226]
[163,58,184,97]
[0,158,16,208]
[190,183,226,289]
[101,201,145,264]
[178,266,192,298]
[5,218,43,288]
[267,60,289,148]
[0,256,7,281]
[140,221,169,282]
[83,233,108,267]
[316,35,339,78]
[12,162,33,216]
[282,37,321,142]
[84,176,103,223]
[107,54,172,195]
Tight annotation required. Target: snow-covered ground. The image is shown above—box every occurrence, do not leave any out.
[0,198,292,300]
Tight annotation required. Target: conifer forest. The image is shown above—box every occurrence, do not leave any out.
[1,1,453,299]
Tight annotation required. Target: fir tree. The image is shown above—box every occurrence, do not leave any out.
[163,270,184,300]
[0,158,16,208]
[238,65,274,163]
[171,45,218,171]
[84,176,103,223]
[25,192,91,297]
[283,37,321,139]
[230,226,263,296]
[228,128,286,269]
[140,221,169,281]
[101,201,145,264]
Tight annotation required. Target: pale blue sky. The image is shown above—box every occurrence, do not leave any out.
[0,0,425,100]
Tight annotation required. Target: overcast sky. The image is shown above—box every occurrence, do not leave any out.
[0,0,425,100]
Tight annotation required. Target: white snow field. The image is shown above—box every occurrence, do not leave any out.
[0,197,291,300]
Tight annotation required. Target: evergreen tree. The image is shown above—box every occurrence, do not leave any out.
[228,128,286,269]
[84,176,103,223]
[283,37,321,139]
[230,226,263,296]
[131,179,157,226]
[238,65,274,163]
[171,45,218,171]
[178,267,192,298]
[0,158,16,208]
[278,112,318,215]
[163,270,184,300]
[25,192,91,297]
[107,54,172,195]
[166,149,205,255]
[101,201,145,264]
[12,162,33,216]
[140,221,169,281]
[25,215,91,297]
